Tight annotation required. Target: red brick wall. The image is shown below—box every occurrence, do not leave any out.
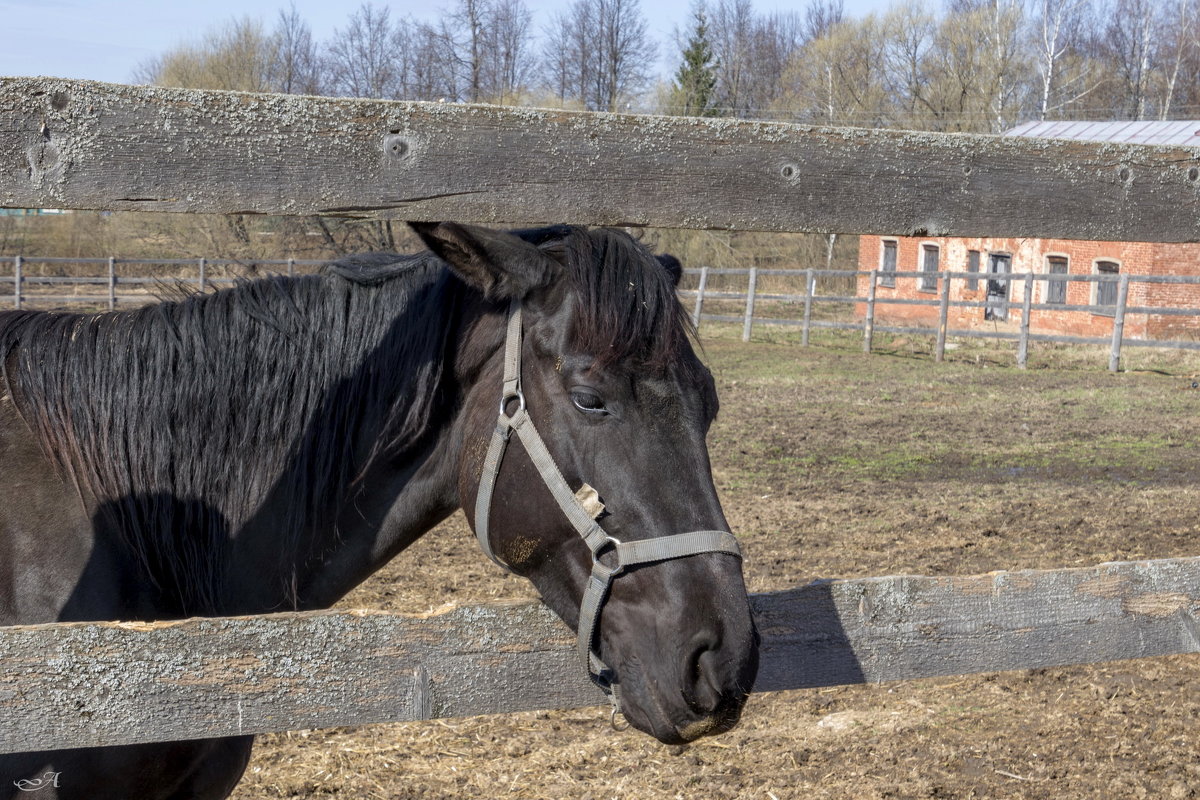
[1148,243,1200,339]
[857,236,1200,339]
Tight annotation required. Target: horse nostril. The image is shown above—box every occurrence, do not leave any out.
[685,642,725,714]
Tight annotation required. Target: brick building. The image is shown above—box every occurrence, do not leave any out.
[857,121,1200,340]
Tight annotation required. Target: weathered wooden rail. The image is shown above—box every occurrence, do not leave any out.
[2,557,1198,753]
[2,77,1199,754]
[4,78,1200,241]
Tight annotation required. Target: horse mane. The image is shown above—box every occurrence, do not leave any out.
[543,226,695,374]
[0,252,457,615]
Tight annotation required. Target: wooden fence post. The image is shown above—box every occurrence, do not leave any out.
[935,271,951,362]
[1017,273,1035,369]
[107,257,116,311]
[13,255,21,310]
[802,268,815,347]
[742,266,757,343]
[863,269,878,353]
[287,257,295,278]
[198,257,207,292]
[1109,273,1131,373]
[692,266,708,329]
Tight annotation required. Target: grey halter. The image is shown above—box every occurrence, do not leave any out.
[473,299,743,712]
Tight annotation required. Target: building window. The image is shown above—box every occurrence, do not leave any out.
[984,253,1011,321]
[1095,260,1120,311]
[920,244,939,292]
[879,239,897,288]
[1046,256,1068,304]
[967,249,980,291]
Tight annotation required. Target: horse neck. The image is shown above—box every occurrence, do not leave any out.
[281,291,538,612]
[221,271,474,613]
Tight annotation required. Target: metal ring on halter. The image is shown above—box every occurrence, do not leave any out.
[499,388,526,419]
[593,534,623,574]
[610,707,630,731]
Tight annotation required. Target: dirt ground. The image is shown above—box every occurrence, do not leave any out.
[233,327,1200,800]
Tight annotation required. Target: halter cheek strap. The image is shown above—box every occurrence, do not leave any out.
[473,300,742,710]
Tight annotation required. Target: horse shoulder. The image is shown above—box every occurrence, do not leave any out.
[0,397,110,625]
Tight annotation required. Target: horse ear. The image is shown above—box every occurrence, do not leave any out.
[657,253,683,286]
[409,221,560,299]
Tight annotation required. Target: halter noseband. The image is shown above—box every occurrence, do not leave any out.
[473,300,743,712]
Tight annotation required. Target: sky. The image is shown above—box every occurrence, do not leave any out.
[0,0,890,87]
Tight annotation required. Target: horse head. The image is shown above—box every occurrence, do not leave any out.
[414,221,759,745]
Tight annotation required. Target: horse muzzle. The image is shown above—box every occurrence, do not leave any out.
[613,639,758,744]
[597,565,760,745]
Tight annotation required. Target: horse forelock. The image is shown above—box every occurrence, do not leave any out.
[0,261,454,614]
[549,227,696,375]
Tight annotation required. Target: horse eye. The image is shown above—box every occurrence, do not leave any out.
[570,390,607,415]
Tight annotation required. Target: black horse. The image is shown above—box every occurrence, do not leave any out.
[0,222,758,799]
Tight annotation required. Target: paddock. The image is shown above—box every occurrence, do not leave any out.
[1,77,1199,798]
[233,333,1200,799]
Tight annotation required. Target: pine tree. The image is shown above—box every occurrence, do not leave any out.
[670,7,719,116]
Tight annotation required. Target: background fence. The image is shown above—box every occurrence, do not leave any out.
[8,257,1199,373]
[0,256,325,310]
[682,267,1200,371]
[1,77,1200,753]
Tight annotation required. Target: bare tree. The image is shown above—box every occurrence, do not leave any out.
[888,1,1030,133]
[596,0,656,111]
[487,0,537,102]
[319,3,409,250]
[541,11,568,105]
[1098,0,1158,119]
[803,0,846,42]
[323,3,403,99]
[707,1,804,118]
[272,4,322,94]
[205,18,279,91]
[1155,0,1198,119]
[432,0,535,103]
[744,12,805,114]
[1034,0,1098,119]
[422,0,490,102]
[708,0,755,115]
[983,0,1029,132]
[541,0,655,111]
[405,20,461,100]
[1173,0,1200,115]
[133,0,1200,134]
[881,1,937,127]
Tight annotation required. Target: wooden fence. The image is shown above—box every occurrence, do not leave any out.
[1,256,325,310]
[7,259,1200,374]
[1,77,1199,754]
[683,267,1200,371]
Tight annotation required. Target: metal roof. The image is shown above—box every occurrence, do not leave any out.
[1005,119,1200,146]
